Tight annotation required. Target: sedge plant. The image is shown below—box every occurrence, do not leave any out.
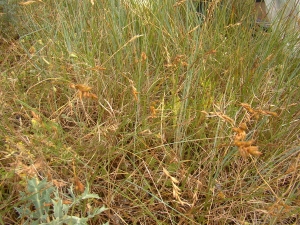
[0,0,299,224]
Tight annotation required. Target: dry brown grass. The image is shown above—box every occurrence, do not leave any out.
[1,1,300,224]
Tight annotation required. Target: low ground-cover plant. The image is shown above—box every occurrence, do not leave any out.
[15,178,107,225]
[1,0,299,224]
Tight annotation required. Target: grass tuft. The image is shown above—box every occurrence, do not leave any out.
[1,0,299,224]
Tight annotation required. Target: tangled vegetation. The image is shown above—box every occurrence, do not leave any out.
[1,0,299,224]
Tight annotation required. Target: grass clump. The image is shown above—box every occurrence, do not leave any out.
[1,0,299,224]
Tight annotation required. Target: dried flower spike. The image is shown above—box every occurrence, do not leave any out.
[141,52,147,61]
[74,176,85,193]
[245,146,262,157]
[75,84,92,92]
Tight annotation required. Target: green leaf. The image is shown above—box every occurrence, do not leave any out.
[15,178,107,225]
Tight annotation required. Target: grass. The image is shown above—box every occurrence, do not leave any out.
[1,0,300,224]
